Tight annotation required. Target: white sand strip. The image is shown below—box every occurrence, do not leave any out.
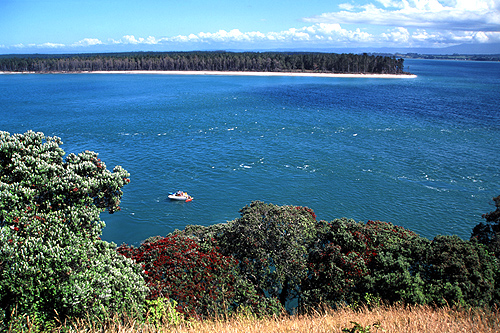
[1,70,417,78]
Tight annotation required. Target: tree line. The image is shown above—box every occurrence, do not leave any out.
[0,51,407,74]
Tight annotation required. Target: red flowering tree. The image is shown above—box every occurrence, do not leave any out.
[118,235,244,318]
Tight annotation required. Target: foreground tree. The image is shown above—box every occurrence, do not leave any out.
[0,131,147,328]
[305,218,499,309]
[218,202,318,308]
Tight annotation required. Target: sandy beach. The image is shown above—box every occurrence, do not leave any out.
[0,70,417,78]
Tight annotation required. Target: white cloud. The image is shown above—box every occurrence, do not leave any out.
[145,36,157,44]
[197,29,248,42]
[168,35,191,42]
[72,38,103,47]
[381,27,411,44]
[122,35,142,44]
[339,3,356,10]
[156,24,375,45]
[305,0,500,32]
[106,26,373,46]
[79,20,496,51]
[10,40,99,50]
[375,0,404,8]
[11,42,66,49]
[386,28,500,46]
[7,24,497,53]
[109,35,158,45]
[38,42,65,48]
[474,31,490,42]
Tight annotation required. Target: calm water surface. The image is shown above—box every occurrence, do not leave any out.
[1,59,499,245]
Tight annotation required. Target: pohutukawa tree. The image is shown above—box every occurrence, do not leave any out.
[0,131,147,327]
[117,235,241,318]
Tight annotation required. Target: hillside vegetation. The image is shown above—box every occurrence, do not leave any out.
[1,131,499,331]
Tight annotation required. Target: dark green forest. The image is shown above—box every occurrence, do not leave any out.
[0,51,407,74]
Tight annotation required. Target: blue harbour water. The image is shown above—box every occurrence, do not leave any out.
[1,59,499,245]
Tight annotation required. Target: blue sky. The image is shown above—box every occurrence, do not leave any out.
[1,0,499,54]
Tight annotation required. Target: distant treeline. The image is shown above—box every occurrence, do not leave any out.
[399,53,500,61]
[0,51,407,74]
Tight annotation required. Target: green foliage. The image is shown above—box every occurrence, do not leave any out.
[2,130,497,327]
[145,298,183,329]
[471,195,500,259]
[5,312,58,333]
[173,204,500,312]
[0,51,407,74]
[303,219,430,308]
[0,131,147,328]
[358,221,430,305]
[483,195,500,224]
[423,235,499,307]
[216,201,318,308]
[302,218,499,309]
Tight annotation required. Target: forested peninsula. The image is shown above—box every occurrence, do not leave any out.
[0,51,408,74]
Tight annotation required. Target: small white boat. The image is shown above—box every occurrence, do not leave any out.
[168,191,193,202]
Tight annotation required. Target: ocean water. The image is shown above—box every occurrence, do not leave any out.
[1,59,499,245]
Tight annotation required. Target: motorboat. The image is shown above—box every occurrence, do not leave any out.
[168,191,193,202]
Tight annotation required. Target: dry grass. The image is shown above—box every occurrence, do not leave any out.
[13,304,500,333]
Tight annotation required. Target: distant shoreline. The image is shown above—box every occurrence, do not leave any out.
[0,70,417,78]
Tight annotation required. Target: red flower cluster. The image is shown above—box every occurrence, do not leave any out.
[117,235,239,318]
[295,206,317,220]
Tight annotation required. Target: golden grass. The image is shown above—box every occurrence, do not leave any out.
[14,304,500,333]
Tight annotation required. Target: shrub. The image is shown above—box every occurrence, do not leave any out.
[304,218,500,308]
[145,298,183,329]
[303,219,430,308]
[119,231,286,318]
[173,206,500,311]
[471,195,500,259]
[424,235,499,307]
[215,201,318,308]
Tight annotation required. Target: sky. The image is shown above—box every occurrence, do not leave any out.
[1,0,499,54]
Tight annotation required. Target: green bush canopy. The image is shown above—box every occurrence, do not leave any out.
[172,202,499,312]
